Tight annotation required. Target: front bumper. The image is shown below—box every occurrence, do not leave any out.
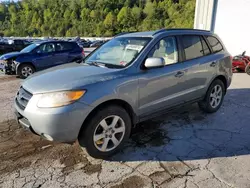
[14,94,93,143]
[0,60,16,74]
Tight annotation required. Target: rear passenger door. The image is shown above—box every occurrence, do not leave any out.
[68,43,83,62]
[178,35,215,102]
[54,42,70,66]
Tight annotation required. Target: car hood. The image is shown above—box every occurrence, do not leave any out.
[22,63,125,94]
[0,51,26,60]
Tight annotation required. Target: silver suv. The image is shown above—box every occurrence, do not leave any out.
[14,29,232,158]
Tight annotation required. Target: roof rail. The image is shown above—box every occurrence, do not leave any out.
[153,28,167,36]
[167,28,210,32]
[152,28,210,36]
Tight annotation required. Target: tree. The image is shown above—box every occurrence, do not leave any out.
[0,0,195,37]
[104,12,116,36]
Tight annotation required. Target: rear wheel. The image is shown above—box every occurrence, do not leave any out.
[245,64,250,75]
[78,105,131,159]
[198,79,225,113]
[17,64,35,79]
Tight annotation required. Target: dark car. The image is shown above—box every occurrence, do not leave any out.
[77,40,92,48]
[0,41,85,78]
[90,40,105,48]
[0,39,31,55]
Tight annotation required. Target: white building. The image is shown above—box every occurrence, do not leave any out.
[194,0,250,56]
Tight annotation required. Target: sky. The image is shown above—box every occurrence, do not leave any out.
[0,0,20,2]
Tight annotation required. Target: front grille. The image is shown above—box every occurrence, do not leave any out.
[16,87,33,110]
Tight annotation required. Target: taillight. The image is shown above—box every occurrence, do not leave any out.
[82,49,85,56]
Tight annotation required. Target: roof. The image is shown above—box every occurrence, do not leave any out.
[116,28,212,38]
[34,40,74,44]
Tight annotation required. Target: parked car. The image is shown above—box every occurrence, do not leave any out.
[232,51,250,75]
[0,39,31,55]
[0,41,85,78]
[14,29,232,158]
[90,40,105,47]
[77,40,92,48]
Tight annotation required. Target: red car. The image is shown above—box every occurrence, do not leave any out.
[232,51,250,75]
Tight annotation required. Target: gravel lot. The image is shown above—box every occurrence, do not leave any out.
[0,73,250,188]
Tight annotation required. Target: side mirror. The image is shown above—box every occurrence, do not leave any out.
[144,57,165,69]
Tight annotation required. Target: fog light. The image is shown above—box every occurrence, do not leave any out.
[41,133,53,141]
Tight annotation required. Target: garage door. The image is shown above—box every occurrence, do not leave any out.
[214,0,250,55]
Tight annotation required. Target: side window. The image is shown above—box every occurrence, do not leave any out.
[55,43,64,52]
[23,41,30,45]
[200,37,211,56]
[206,36,223,53]
[182,35,204,60]
[36,43,55,53]
[61,42,74,51]
[148,37,178,65]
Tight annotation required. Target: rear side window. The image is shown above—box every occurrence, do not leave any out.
[205,36,223,53]
[182,35,205,60]
[55,42,74,51]
[200,37,211,56]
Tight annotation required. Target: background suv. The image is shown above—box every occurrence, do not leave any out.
[15,29,232,158]
[0,41,85,78]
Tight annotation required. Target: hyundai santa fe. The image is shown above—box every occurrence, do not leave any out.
[14,29,232,158]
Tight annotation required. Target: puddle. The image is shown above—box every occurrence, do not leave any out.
[131,119,169,147]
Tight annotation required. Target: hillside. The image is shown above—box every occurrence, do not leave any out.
[0,0,196,37]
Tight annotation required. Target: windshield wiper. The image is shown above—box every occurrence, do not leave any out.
[85,61,123,69]
[86,61,104,67]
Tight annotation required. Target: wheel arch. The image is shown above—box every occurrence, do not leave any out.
[16,62,36,72]
[78,99,137,138]
[208,75,228,95]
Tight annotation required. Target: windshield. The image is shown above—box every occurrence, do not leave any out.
[21,43,40,53]
[85,37,151,67]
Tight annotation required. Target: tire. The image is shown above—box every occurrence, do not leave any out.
[78,105,132,159]
[17,64,35,79]
[198,79,226,113]
[245,64,250,75]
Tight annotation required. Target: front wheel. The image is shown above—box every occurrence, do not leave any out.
[17,64,35,79]
[245,64,250,75]
[198,79,225,113]
[78,105,131,159]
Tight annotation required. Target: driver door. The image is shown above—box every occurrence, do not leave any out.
[138,36,185,117]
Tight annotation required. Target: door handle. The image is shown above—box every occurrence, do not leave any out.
[210,62,216,67]
[175,71,184,78]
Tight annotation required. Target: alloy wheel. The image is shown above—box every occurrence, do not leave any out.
[21,66,33,77]
[93,115,126,152]
[209,85,223,108]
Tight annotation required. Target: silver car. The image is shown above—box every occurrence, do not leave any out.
[14,29,232,158]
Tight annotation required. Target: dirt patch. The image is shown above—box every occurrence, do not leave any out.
[110,176,145,188]
[60,145,88,173]
[84,164,102,175]
[0,119,88,176]
[0,75,17,83]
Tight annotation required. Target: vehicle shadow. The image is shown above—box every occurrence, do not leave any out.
[111,88,250,162]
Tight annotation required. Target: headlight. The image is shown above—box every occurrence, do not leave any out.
[37,90,86,108]
[0,59,7,64]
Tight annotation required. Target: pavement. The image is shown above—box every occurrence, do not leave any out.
[0,73,250,188]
